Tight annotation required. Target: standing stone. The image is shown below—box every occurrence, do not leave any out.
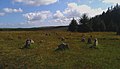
[89,38,98,48]
[87,36,92,44]
[81,36,85,42]
[55,42,69,51]
[30,39,34,44]
[94,38,98,46]
[24,39,31,48]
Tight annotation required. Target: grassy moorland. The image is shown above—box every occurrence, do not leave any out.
[0,30,120,69]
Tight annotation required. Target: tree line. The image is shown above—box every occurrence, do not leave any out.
[68,4,120,35]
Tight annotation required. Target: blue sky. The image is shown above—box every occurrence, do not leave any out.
[0,0,119,28]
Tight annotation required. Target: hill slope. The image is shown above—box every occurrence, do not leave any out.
[0,26,68,31]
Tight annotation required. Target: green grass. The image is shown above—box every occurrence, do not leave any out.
[0,31,120,69]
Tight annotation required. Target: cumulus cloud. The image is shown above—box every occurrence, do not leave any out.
[53,10,64,19]
[13,0,58,6]
[49,2,106,26]
[64,3,105,17]
[0,12,5,16]
[101,0,120,4]
[3,8,23,13]
[23,11,51,22]
[51,10,70,24]
[52,18,70,23]
[22,2,106,27]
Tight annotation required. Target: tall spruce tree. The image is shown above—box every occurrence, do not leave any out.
[91,17,100,31]
[89,4,120,32]
[80,14,89,25]
[117,24,120,35]
[99,20,106,31]
[108,20,117,31]
[68,18,78,32]
[78,14,93,32]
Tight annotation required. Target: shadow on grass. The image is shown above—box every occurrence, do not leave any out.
[19,44,36,49]
[54,48,69,52]
[83,43,99,50]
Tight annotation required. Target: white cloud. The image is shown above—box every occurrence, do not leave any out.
[64,3,106,17]
[52,18,70,23]
[23,11,52,27]
[3,8,23,13]
[101,0,120,4]
[22,2,106,27]
[13,0,58,6]
[0,12,5,16]
[51,10,70,25]
[48,2,106,26]
[23,11,51,22]
[23,10,70,27]
[53,10,64,19]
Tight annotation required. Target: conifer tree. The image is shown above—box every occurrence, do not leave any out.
[68,18,78,32]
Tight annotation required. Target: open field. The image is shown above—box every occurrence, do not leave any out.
[0,31,120,69]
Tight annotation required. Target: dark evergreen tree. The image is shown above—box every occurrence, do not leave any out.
[90,4,120,32]
[68,18,78,32]
[78,14,93,32]
[78,24,93,32]
[117,24,120,35]
[108,20,117,31]
[80,14,89,25]
[91,16,101,31]
[68,4,120,33]
[99,20,106,31]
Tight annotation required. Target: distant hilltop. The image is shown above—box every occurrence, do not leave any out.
[0,26,68,31]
